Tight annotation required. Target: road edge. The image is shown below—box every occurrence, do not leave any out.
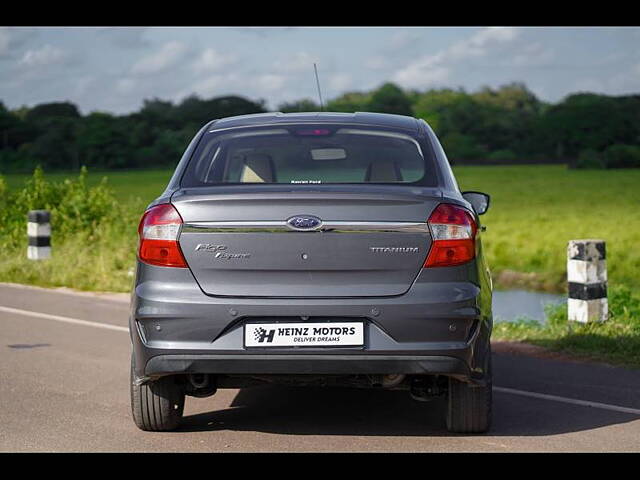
[491,339,630,369]
[0,281,130,303]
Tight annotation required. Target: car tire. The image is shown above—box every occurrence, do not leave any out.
[446,348,492,434]
[130,355,185,432]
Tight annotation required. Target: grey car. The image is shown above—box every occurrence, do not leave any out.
[129,112,493,433]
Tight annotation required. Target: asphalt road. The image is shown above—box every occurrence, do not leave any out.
[1,283,639,452]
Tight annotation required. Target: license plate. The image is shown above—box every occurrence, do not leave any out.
[244,322,364,347]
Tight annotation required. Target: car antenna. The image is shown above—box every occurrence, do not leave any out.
[313,63,324,111]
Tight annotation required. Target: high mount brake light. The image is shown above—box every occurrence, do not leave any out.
[294,128,331,136]
[137,204,187,268]
[424,203,477,268]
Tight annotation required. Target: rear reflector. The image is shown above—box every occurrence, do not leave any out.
[424,203,477,267]
[138,204,187,268]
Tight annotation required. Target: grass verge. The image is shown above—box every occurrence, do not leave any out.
[492,286,640,368]
[0,167,142,292]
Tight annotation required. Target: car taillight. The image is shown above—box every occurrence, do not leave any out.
[424,203,477,268]
[137,204,187,268]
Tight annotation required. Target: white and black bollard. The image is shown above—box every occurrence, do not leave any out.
[27,210,51,260]
[567,239,607,323]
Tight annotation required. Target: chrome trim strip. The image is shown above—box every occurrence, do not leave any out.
[182,221,430,234]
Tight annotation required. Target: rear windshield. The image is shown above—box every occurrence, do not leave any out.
[181,123,437,187]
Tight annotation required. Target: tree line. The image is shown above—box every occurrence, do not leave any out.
[1,81,639,173]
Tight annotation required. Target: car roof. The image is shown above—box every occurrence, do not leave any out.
[210,111,421,132]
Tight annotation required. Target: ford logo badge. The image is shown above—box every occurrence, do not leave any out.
[286,215,322,231]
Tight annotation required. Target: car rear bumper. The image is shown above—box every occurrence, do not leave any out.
[130,263,492,385]
[143,353,471,378]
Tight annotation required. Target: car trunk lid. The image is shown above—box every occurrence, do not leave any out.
[173,185,441,297]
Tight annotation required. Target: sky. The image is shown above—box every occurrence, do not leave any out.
[1,26,639,114]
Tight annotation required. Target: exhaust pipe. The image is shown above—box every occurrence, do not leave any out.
[188,373,209,389]
[382,374,405,389]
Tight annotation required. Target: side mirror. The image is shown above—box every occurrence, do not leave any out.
[462,191,490,215]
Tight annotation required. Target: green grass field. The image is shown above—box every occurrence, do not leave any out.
[4,164,639,294]
[454,165,640,293]
[3,168,174,207]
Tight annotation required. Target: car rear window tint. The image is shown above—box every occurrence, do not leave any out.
[181,124,438,187]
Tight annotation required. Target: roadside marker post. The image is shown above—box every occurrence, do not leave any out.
[567,239,608,323]
[27,210,51,260]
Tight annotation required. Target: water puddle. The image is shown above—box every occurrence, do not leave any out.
[493,289,565,324]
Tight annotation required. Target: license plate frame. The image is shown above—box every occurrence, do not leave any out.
[244,322,365,348]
